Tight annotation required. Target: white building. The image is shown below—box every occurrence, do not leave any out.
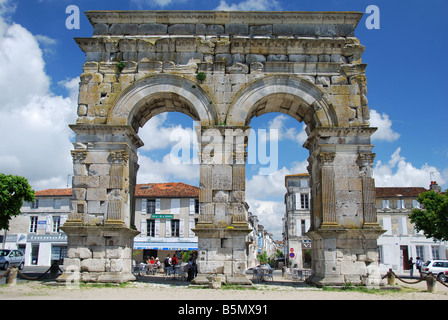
[1,188,71,267]
[376,183,447,274]
[282,175,447,274]
[132,182,200,263]
[283,174,311,268]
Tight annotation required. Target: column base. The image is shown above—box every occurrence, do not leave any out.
[57,224,139,284]
[307,228,385,287]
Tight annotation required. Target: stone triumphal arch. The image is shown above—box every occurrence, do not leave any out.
[60,10,384,286]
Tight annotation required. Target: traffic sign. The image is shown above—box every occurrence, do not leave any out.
[289,253,295,258]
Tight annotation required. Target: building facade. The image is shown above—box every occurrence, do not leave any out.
[376,183,447,274]
[2,182,266,267]
[132,182,200,263]
[283,176,447,274]
[283,174,311,268]
[1,189,71,267]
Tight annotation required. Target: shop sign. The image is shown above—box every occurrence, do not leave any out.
[150,214,174,219]
[27,234,68,242]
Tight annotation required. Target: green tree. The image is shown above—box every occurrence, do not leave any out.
[409,190,448,242]
[0,174,35,230]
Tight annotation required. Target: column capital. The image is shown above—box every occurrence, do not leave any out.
[109,150,129,164]
[71,150,88,163]
[317,152,336,165]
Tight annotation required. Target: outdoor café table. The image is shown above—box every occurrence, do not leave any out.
[258,267,270,282]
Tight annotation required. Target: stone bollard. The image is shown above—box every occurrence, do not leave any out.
[6,266,18,286]
[426,273,437,293]
[386,268,395,286]
[208,274,221,289]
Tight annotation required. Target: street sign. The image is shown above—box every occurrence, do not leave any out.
[290,248,294,252]
[289,253,295,258]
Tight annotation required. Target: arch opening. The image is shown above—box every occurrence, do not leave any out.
[107,74,217,131]
[227,75,338,134]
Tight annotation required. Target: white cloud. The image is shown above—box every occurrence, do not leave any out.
[373,147,447,188]
[246,198,284,239]
[370,109,400,142]
[266,114,307,145]
[137,153,199,185]
[0,7,78,191]
[138,113,196,153]
[130,0,186,8]
[215,0,281,11]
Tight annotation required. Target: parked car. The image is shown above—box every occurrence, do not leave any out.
[0,249,25,270]
[422,260,448,282]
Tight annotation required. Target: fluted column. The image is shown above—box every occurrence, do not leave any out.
[318,152,340,229]
[358,153,381,229]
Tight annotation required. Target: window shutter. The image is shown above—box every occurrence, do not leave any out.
[382,217,392,235]
[305,219,310,233]
[155,199,160,214]
[295,193,301,210]
[179,219,184,237]
[165,219,171,237]
[60,215,67,227]
[189,218,195,237]
[140,219,147,236]
[189,199,195,215]
[296,219,301,236]
[46,216,52,233]
[398,217,408,235]
[155,219,160,237]
[141,199,147,214]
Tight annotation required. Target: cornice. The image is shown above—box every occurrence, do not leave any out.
[85,10,363,28]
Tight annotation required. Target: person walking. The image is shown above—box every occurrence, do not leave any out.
[415,257,423,277]
[408,257,415,277]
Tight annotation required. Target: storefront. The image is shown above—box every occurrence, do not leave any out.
[3,234,68,267]
[133,237,198,263]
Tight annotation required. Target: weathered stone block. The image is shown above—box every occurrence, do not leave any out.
[137,23,167,35]
[225,23,248,35]
[212,165,233,190]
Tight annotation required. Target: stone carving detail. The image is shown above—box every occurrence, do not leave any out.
[71,150,88,163]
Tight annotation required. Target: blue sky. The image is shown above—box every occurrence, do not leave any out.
[0,0,447,239]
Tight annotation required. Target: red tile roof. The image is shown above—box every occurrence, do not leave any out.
[375,187,427,198]
[34,188,73,197]
[135,182,199,198]
[35,183,199,198]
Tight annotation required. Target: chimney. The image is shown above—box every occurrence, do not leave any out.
[430,181,442,193]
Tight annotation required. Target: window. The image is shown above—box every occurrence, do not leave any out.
[30,199,39,209]
[378,246,384,264]
[53,199,61,209]
[30,216,38,233]
[432,246,440,260]
[147,200,156,214]
[301,220,306,236]
[397,198,405,209]
[416,246,424,260]
[195,199,200,214]
[171,219,180,237]
[147,219,155,237]
[412,200,420,209]
[301,194,310,210]
[382,199,390,209]
[52,216,61,232]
